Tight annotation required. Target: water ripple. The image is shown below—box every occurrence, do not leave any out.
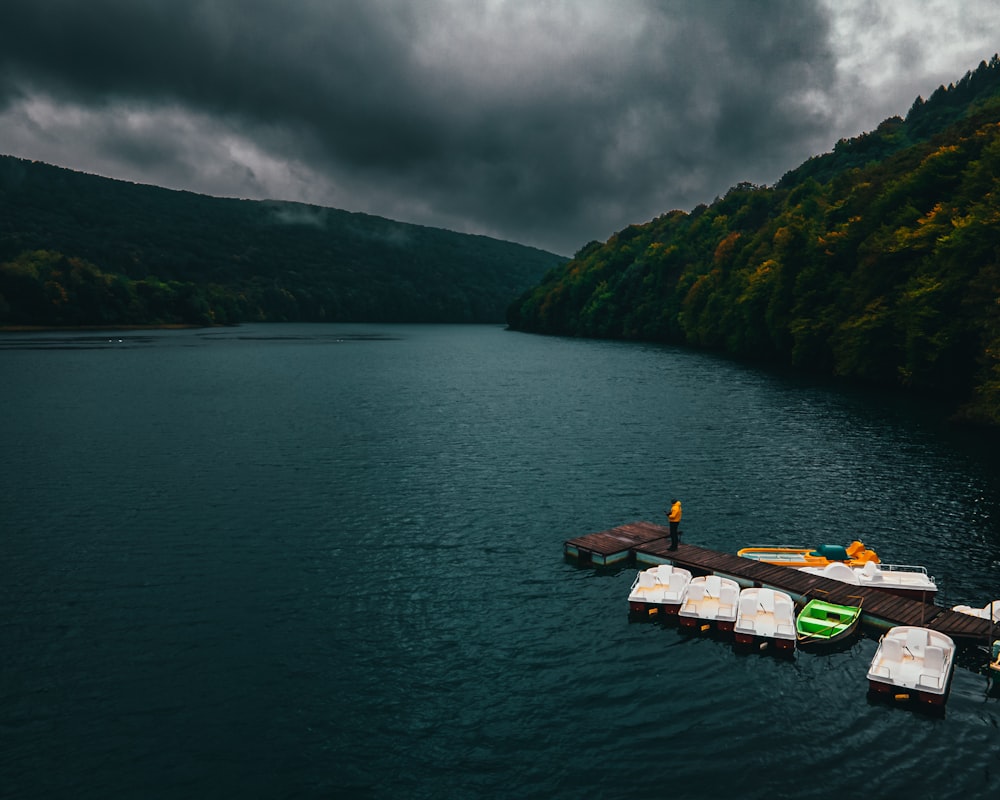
[1,324,998,799]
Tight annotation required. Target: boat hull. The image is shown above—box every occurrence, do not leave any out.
[629,600,682,617]
[734,631,796,652]
[866,585,936,603]
[866,678,950,707]
[796,625,859,651]
[679,615,735,633]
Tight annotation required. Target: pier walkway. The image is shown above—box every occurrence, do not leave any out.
[565,521,998,647]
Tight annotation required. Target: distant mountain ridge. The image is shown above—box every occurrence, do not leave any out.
[0,156,566,326]
[507,55,1000,426]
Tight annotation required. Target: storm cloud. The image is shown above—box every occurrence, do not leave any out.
[2,0,998,254]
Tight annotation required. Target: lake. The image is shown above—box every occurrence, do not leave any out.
[2,323,998,799]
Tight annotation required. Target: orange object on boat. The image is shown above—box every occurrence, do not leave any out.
[737,540,880,569]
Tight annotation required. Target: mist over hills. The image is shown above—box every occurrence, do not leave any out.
[0,157,566,326]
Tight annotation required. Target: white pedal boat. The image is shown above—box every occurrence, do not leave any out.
[866,626,956,707]
[627,564,692,617]
[678,574,739,633]
[733,587,797,653]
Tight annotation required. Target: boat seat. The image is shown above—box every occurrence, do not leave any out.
[805,617,847,633]
[880,637,904,666]
[824,562,858,583]
[686,583,705,603]
[814,544,849,561]
[916,646,946,690]
[905,627,927,657]
[923,645,945,671]
[718,584,738,608]
[654,565,673,583]
[775,612,794,631]
[704,576,721,598]
[638,571,657,589]
[734,592,753,629]
[861,560,882,581]
[668,572,688,594]
[759,590,775,613]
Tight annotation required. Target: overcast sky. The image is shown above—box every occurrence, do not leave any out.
[2,1,999,255]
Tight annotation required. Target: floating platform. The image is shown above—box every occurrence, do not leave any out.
[563,520,668,566]
[565,521,998,647]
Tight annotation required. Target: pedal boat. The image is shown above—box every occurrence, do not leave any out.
[733,587,797,653]
[737,540,879,569]
[627,565,692,617]
[678,575,739,633]
[866,626,956,707]
[800,560,937,603]
[795,598,862,650]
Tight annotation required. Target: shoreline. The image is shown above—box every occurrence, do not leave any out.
[0,323,219,333]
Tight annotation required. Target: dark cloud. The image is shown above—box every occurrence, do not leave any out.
[0,1,995,254]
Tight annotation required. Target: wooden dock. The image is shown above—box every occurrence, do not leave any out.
[565,521,998,647]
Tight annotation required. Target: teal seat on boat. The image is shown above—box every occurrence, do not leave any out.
[809,544,850,561]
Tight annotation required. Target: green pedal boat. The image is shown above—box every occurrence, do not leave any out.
[795,598,862,650]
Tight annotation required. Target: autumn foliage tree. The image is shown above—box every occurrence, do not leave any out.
[508,56,1000,425]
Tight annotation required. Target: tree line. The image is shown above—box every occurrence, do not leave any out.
[0,157,566,327]
[508,57,1000,426]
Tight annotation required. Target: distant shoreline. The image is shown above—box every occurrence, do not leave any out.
[0,323,215,333]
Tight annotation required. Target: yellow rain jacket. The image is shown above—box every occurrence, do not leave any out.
[668,501,682,523]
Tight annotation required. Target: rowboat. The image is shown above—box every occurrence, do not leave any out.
[795,598,862,650]
[733,587,797,653]
[951,599,1000,623]
[627,564,692,617]
[678,574,740,633]
[800,560,937,603]
[737,540,880,569]
[866,626,956,707]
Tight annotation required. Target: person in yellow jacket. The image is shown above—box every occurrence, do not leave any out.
[667,499,682,550]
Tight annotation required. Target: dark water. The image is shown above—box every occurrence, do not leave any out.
[2,323,998,799]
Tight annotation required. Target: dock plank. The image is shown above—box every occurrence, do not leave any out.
[563,521,669,566]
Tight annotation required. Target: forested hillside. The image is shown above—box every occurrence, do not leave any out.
[0,158,565,326]
[508,57,1000,426]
